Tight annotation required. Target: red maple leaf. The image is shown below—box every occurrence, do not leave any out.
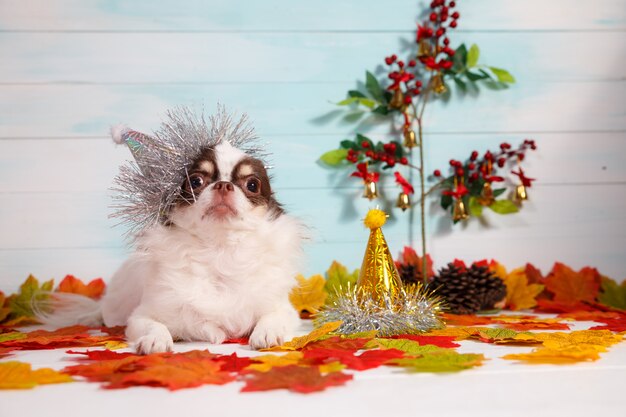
[0,325,124,351]
[303,347,405,371]
[240,365,352,393]
[544,263,601,304]
[304,336,371,352]
[56,275,106,300]
[66,349,136,361]
[534,299,597,314]
[213,353,254,373]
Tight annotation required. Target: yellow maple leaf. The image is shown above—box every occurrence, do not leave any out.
[502,345,603,364]
[422,327,484,340]
[263,321,342,351]
[246,352,304,372]
[318,361,346,374]
[289,274,327,315]
[502,267,544,310]
[0,361,73,389]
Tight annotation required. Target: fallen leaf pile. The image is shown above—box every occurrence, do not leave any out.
[0,260,625,394]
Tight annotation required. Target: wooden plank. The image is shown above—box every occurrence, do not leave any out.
[0,0,623,31]
[0,81,624,139]
[1,32,624,83]
[1,184,624,249]
[0,132,622,194]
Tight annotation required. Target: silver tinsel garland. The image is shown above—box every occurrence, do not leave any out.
[111,106,266,237]
[315,284,445,336]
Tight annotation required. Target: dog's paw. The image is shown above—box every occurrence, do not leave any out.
[192,322,227,344]
[134,331,174,355]
[249,317,292,349]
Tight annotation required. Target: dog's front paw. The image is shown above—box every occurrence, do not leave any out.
[249,316,293,349]
[191,322,227,344]
[135,331,174,355]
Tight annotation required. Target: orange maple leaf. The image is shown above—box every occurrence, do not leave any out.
[56,275,106,300]
[502,266,545,310]
[240,364,352,393]
[544,263,600,304]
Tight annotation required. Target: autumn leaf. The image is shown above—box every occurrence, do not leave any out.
[0,361,73,389]
[109,358,234,390]
[304,335,372,352]
[263,321,342,351]
[365,338,442,355]
[0,325,125,352]
[502,345,604,364]
[389,334,461,348]
[289,274,327,317]
[213,353,254,373]
[423,327,483,340]
[66,349,136,361]
[240,365,352,393]
[441,313,495,326]
[244,352,303,372]
[501,321,571,331]
[597,276,626,311]
[56,275,106,300]
[324,261,359,299]
[534,299,596,314]
[472,327,524,344]
[393,351,485,372]
[0,292,11,323]
[303,347,406,371]
[6,275,54,320]
[502,267,545,310]
[544,263,600,305]
[395,247,435,280]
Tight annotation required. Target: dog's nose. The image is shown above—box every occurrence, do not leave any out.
[213,181,234,194]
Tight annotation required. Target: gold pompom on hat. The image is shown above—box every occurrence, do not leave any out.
[357,209,403,304]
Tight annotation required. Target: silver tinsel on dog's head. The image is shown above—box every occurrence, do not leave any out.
[111,106,265,236]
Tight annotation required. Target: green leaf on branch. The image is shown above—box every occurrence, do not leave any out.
[468,197,483,217]
[348,90,366,98]
[598,276,626,310]
[467,44,480,68]
[493,188,506,198]
[337,97,377,109]
[451,43,468,73]
[488,199,519,214]
[453,77,467,92]
[489,67,516,84]
[365,71,384,102]
[340,140,357,150]
[372,105,390,116]
[441,194,453,210]
[355,134,374,149]
[465,70,489,82]
[337,97,359,106]
[319,149,349,166]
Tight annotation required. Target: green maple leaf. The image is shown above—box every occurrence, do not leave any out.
[7,275,54,319]
[598,276,626,310]
[394,351,485,372]
[475,328,520,341]
[324,261,359,300]
[365,339,442,355]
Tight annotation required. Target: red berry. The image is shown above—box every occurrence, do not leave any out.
[408,59,417,67]
[470,151,478,160]
[403,95,412,104]
[519,153,526,161]
[443,37,450,46]
[449,20,457,28]
[449,159,456,166]
[361,140,369,148]
[449,1,456,7]
[456,168,464,176]
[413,88,421,95]
[433,169,441,177]
[391,54,397,61]
[430,12,437,22]
[470,172,478,180]
[530,144,537,150]
[441,6,448,13]
[436,28,445,37]
[451,11,460,19]
[385,57,393,65]
[366,150,374,158]
[388,160,396,167]
[398,61,405,68]
[388,143,397,152]
[400,157,408,165]
[468,162,475,170]
[497,158,506,167]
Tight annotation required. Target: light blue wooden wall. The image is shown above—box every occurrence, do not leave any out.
[0,0,625,291]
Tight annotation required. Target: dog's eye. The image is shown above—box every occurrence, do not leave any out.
[189,175,204,190]
[246,178,260,194]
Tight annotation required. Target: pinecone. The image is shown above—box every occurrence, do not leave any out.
[397,263,423,285]
[429,263,507,314]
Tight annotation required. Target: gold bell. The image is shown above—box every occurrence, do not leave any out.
[452,198,469,222]
[477,182,495,206]
[363,181,378,200]
[396,192,411,211]
[418,39,432,58]
[403,128,417,148]
[389,89,404,109]
[514,184,528,202]
[431,72,447,94]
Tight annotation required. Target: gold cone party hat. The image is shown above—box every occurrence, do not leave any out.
[357,209,403,304]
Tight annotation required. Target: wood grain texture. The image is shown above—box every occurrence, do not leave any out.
[0,0,624,289]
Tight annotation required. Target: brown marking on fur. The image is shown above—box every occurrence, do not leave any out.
[176,148,220,205]
[232,157,283,217]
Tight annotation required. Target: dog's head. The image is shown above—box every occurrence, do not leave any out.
[169,142,283,232]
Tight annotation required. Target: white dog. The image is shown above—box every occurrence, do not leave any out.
[39,110,303,354]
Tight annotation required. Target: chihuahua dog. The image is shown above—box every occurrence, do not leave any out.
[38,110,303,354]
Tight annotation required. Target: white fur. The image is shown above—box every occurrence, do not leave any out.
[102,142,304,353]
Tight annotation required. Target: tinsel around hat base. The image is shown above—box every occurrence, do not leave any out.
[314,284,445,336]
